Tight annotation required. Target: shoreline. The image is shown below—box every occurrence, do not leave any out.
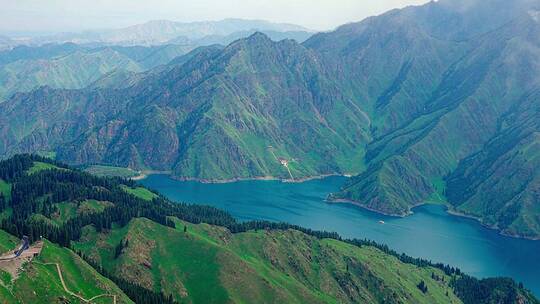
[329,197,540,241]
[133,172,539,241]
[327,198,413,217]
[130,173,147,181]
[169,173,353,184]
[446,208,540,241]
[130,170,171,181]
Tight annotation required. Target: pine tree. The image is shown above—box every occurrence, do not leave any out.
[417,280,428,293]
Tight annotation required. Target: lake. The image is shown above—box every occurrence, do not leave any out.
[141,174,540,295]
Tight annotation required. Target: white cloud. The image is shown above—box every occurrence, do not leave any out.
[0,0,431,34]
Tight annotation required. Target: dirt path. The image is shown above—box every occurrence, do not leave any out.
[36,261,117,304]
[268,146,295,180]
[283,162,294,181]
[1,239,116,303]
[268,146,279,162]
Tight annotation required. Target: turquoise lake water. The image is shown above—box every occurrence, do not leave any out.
[141,174,540,295]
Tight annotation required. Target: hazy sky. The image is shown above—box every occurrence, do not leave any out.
[0,0,431,35]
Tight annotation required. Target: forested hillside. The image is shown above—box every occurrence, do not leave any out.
[0,154,536,303]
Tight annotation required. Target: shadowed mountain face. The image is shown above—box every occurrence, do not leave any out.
[320,2,540,238]
[446,91,540,238]
[0,0,539,237]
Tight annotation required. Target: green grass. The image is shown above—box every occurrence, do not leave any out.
[0,179,11,201]
[36,151,57,160]
[120,185,157,201]
[27,161,62,175]
[0,280,17,303]
[11,239,133,304]
[325,239,460,303]
[74,218,462,304]
[0,269,12,285]
[0,208,13,221]
[0,228,18,254]
[427,177,448,204]
[28,214,59,229]
[78,199,113,215]
[74,219,229,303]
[0,229,131,303]
[85,165,139,178]
[48,200,112,225]
[50,202,78,225]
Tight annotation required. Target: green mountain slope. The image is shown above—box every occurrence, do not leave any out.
[0,44,189,102]
[446,90,540,239]
[0,233,132,303]
[0,33,371,180]
[0,229,17,254]
[0,0,538,238]
[0,43,82,66]
[0,154,535,304]
[321,3,540,236]
[0,49,141,100]
[73,217,462,304]
[10,241,132,304]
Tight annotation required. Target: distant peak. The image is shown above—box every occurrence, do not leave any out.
[223,31,279,55]
[247,31,272,41]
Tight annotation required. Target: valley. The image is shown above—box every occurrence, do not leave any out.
[141,174,540,296]
[0,154,536,303]
[0,0,539,302]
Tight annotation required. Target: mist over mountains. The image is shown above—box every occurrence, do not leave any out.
[1,18,313,48]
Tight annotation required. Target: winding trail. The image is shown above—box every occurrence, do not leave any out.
[35,261,117,304]
[2,240,116,302]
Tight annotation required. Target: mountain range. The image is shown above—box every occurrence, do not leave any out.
[0,19,314,102]
[0,43,194,101]
[2,19,313,48]
[0,0,538,239]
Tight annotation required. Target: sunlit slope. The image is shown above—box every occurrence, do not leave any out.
[0,235,132,304]
[74,217,462,304]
